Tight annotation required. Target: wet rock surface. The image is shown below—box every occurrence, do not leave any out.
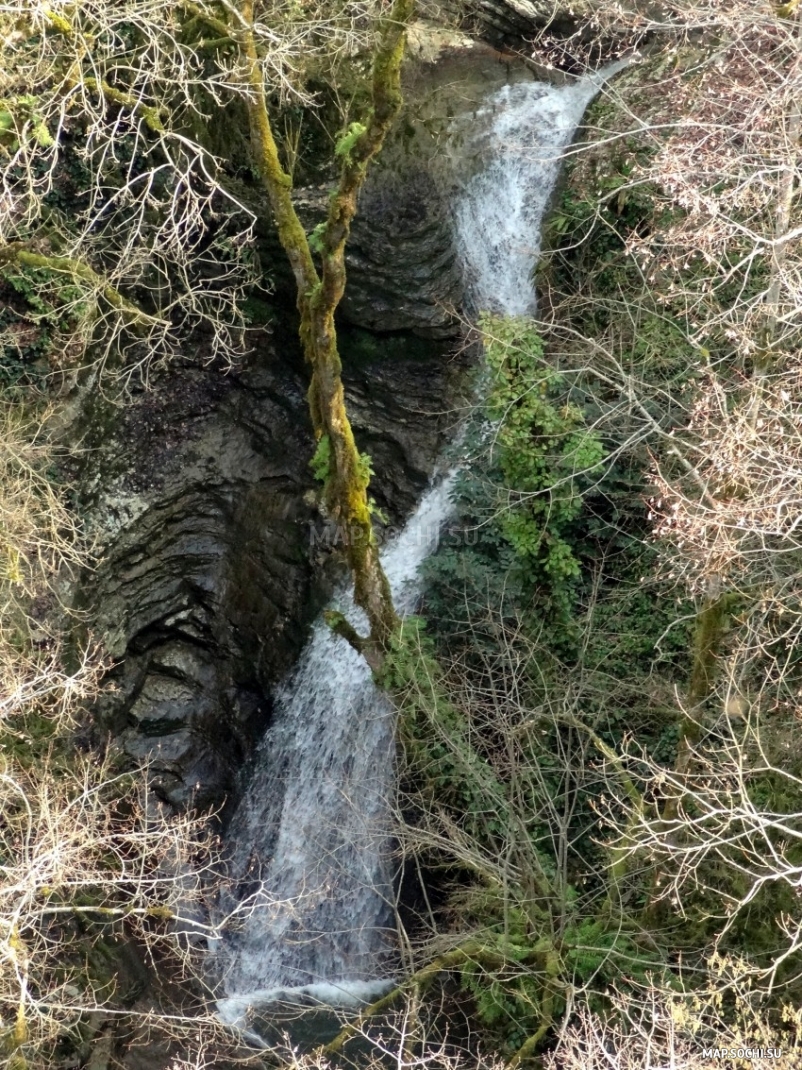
[82,329,461,813]
[343,171,462,338]
[263,169,462,340]
[76,24,544,819]
[75,26,554,819]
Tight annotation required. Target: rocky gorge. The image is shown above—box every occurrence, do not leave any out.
[4,2,797,1067]
[76,21,570,817]
[9,4,650,1064]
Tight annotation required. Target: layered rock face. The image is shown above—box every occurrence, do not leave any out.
[84,329,460,812]
[83,354,313,812]
[344,171,462,339]
[263,168,462,341]
[80,20,546,814]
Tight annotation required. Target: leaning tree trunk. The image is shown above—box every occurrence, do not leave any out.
[237,0,416,662]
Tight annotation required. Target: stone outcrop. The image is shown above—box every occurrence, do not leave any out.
[78,19,549,816]
[262,169,462,341]
[343,170,463,338]
[421,1,653,66]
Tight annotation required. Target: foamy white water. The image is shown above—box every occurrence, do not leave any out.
[216,61,625,1036]
[454,64,627,316]
[216,477,455,1028]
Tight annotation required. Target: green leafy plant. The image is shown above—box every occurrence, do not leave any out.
[422,319,608,653]
[309,433,332,482]
[479,314,604,621]
[307,221,327,254]
[334,121,366,161]
[0,95,54,152]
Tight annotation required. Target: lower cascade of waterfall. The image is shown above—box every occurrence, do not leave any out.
[215,477,456,1035]
[215,61,625,1040]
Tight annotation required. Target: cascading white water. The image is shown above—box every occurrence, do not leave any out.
[216,62,624,1036]
[454,65,627,316]
[216,477,455,1030]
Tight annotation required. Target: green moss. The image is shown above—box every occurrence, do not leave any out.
[241,294,276,325]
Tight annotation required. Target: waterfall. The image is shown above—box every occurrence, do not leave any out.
[215,62,623,1038]
[216,478,455,1031]
[453,65,627,316]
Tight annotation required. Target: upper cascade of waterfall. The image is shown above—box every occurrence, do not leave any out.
[453,63,627,317]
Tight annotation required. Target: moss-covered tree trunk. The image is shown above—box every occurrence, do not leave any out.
[236,0,415,661]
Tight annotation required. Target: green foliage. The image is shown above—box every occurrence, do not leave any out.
[540,142,697,378]
[483,314,603,587]
[454,912,663,1055]
[542,150,665,294]
[0,263,88,384]
[385,616,508,830]
[335,121,367,162]
[309,433,331,483]
[424,316,607,653]
[411,277,693,1058]
[241,294,275,326]
[307,221,327,255]
[0,94,54,153]
[367,497,388,523]
[405,45,802,1061]
[310,437,377,504]
[356,449,374,487]
[388,614,667,1055]
[460,948,556,1052]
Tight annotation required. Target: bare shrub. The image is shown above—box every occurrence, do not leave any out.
[0,391,232,1066]
[0,0,397,381]
[548,961,802,1069]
